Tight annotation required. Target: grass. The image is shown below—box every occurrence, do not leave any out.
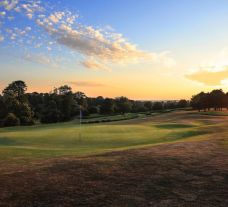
[199,110,228,116]
[1,110,228,206]
[81,113,140,123]
[0,110,212,163]
[76,111,172,124]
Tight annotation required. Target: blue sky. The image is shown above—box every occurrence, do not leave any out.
[1,0,228,99]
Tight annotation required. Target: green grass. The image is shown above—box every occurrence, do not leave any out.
[0,112,211,163]
[199,110,228,116]
[81,113,141,123]
[71,110,173,124]
[78,112,167,124]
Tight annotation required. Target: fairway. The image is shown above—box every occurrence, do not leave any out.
[0,111,211,163]
[1,110,228,206]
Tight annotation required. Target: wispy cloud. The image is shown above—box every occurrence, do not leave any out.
[36,16,154,64]
[0,36,4,42]
[186,48,228,86]
[1,0,19,11]
[81,59,110,71]
[68,81,106,87]
[186,67,228,86]
[0,11,6,17]
[24,53,59,68]
[0,0,175,71]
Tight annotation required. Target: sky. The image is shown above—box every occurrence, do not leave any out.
[1,0,228,100]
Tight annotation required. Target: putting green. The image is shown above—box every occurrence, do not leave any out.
[0,111,213,163]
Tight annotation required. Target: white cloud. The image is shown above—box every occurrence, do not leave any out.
[2,0,19,11]
[49,14,59,23]
[26,13,33,19]
[81,59,110,71]
[24,53,59,68]
[0,0,175,71]
[0,11,6,17]
[36,16,163,68]
[186,48,228,85]
[49,12,65,23]
[0,36,4,42]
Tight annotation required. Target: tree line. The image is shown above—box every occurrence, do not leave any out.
[190,89,228,112]
[0,80,189,127]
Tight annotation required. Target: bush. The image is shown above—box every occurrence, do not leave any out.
[41,110,61,123]
[4,113,20,127]
[20,116,35,126]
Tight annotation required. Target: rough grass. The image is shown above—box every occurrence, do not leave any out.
[1,110,228,206]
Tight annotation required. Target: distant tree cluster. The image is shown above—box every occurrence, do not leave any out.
[191,89,228,111]
[0,80,189,127]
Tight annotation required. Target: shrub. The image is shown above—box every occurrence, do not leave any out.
[4,113,20,127]
[20,116,35,126]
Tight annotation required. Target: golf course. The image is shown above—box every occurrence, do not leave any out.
[0,110,228,206]
[0,111,212,162]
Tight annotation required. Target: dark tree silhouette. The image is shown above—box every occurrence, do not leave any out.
[100,98,115,114]
[152,102,163,111]
[191,89,226,112]
[115,97,132,114]
[3,80,27,99]
[0,80,192,127]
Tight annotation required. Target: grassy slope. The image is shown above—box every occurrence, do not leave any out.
[1,110,228,206]
[0,111,214,163]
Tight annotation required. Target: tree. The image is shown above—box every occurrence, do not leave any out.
[2,81,35,125]
[115,97,132,114]
[100,98,115,114]
[209,89,225,111]
[95,96,104,106]
[0,95,7,119]
[27,92,44,119]
[3,113,20,127]
[223,93,228,110]
[75,91,86,100]
[191,92,210,111]
[164,101,177,109]
[17,103,34,125]
[57,85,72,95]
[60,93,76,121]
[152,102,163,110]
[41,100,61,123]
[177,99,188,108]
[144,101,153,111]
[3,80,27,99]
[88,106,100,114]
[132,101,146,112]
[74,91,88,115]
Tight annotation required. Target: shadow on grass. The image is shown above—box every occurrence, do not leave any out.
[171,130,209,140]
[0,137,17,146]
[155,123,194,129]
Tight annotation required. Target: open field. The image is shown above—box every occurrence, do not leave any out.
[0,110,209,163]
[0,110,228,206]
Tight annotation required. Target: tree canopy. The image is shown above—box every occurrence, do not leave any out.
[0,80,191,127]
